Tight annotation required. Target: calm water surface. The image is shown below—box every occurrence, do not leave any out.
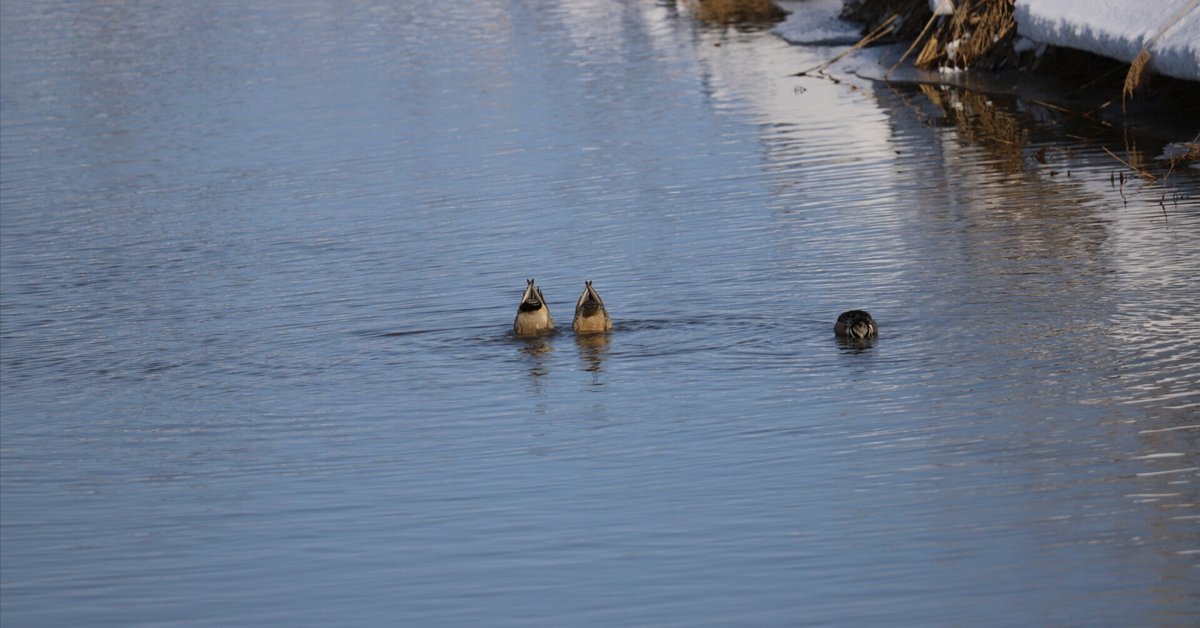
[2,0,1198,625]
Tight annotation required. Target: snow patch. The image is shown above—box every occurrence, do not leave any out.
[1012,36,1038,54]
[773,0,862,46]
[1015,0,1200,81]
[930,0,956,18]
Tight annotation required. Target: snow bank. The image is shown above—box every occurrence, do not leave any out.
[1014,0,1200,82]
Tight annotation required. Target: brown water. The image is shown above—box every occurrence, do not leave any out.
[2,0,1198,625]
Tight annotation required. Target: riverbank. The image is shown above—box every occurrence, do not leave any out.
[760,0,1199,171]
[834,0,1199,80]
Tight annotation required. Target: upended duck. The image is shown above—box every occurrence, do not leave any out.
[834,310,877,339]
[572,280,612,334]
[513,279,554,337]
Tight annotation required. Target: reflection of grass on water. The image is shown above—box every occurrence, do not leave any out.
[685,0,787,25]
[899,81,1197,213]
[917,84,1028,173]
[915,82,1200,183]
[913,84,1176,178]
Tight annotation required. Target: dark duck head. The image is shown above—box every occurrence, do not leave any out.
[834,310,878,340]
[513,279,554,337]
[572,280,612,334]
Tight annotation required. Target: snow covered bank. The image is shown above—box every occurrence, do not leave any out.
[1014,0,1200,82]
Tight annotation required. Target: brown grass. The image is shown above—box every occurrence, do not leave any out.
[915,34,940,67]
[688,0,787,25]
[911,0,1015,69]
[846,0,1017,70]
[1123,48,1152,108]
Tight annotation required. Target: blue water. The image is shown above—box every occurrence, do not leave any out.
[2,1,1198,625]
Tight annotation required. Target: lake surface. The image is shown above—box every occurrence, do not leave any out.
[2,0,1198,625]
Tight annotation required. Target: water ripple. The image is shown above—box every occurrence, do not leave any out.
[4,0,1200,625]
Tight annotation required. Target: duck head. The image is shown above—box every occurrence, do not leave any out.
[513,279,554,337]
[834,309,878,340]
[572,280,612,334]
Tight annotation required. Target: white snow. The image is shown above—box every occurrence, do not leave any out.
[929,0,955,18]
[945,37,963,62]
[772,0,862,46]
[1011,36,1040,55]
[1015,0,1200,82]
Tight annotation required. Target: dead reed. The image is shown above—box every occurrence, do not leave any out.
[1122,0,1198,108]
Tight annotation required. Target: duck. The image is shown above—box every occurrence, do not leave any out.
[513,279,554,337]
[834,310,877,339]
[572,280,612,334]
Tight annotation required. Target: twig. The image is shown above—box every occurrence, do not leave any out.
[1030,99,1073,114]
[1159,160,1177,221]
[1072,63,1126,92]
[886,13,939,78]
[795,15,897,77]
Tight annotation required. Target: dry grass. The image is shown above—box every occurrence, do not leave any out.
[688,0,788,25]
[915,34,941,67]
[914,0,1016,69]
[845,0,1016,71]
[1123,48,1152,108]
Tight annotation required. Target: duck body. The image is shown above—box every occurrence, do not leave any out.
[513,279,554,337]
[834,310,877,339]
[572,280,612,334]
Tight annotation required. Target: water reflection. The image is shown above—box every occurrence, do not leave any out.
[518,335,553,379]
[687,19,1198,612]
[913,84,1030,173]
[575,333,610,381]
[3,0,1199,625]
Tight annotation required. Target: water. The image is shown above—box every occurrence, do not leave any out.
[2,1,1198,625]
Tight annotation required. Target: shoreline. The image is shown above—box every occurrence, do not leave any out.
[768,0,1200,167]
